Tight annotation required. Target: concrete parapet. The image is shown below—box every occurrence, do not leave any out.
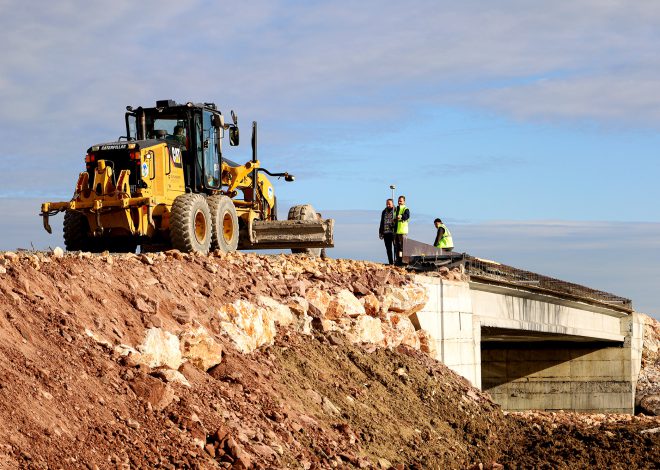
[471,282,626,342]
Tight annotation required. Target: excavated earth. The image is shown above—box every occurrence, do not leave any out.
[0,250,658,469]
[637,313,660,417]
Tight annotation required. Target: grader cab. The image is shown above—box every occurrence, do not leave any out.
[40,99,333,254]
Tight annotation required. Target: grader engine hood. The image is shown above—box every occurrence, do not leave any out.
[87,140,166,184]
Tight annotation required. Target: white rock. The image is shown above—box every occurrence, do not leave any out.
[382,313,420,349]
[52,247,64,258]
[114,343,138,356]
[257,296,295,327]
[114,344,144,367]
[179,325,223,371]
[218,300,276,354]
[382,285,428,316]
[305,288,332,318]
[139,254,154,265]
[640,426,660,435]
[317,318,341,333]
[153,369,191,387]
[137,328,183,369]
[296,314,313,335]
[346,315,385,345]
[360,293,381,317]
[287,296,309,316]
[417,329,437,357]
[326,289,366,319]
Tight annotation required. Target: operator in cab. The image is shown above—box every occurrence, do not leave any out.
[172,125,187,150]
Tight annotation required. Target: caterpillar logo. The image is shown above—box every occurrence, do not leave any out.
[170,146,183,167]
[100,144,127,150]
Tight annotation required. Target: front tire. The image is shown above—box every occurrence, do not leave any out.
[208,195,239,253]
[288,204,322,256]
[63,210,92,251]
[170,194,212,254]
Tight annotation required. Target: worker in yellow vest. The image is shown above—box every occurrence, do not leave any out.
[393,195,410,265]
[433,218,454,252]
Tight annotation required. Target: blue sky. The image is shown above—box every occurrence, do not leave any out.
[0,1,658,317]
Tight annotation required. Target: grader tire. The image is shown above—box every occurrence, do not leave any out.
[63,210,92,252]
[208,195,239,253]
[288,204,322,257]
[170,193,212,254]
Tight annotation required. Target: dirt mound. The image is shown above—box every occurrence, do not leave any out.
[0,250,657,469]
[637,314,660,416]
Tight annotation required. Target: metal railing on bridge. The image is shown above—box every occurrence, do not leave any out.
[403,238,632,311]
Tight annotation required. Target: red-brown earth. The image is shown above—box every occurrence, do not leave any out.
[0,250,657,469]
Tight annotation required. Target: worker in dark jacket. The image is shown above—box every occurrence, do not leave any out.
[433,218,454,252]
[393,195,410,265]
[379,199,395,264]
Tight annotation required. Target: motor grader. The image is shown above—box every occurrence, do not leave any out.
[40,99,333,255]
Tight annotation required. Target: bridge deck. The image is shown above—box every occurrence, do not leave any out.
[403,241,632,313]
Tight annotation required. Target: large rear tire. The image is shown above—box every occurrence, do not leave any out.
[208,195,239,253]
[170,194,212,254]
[288,204,322,256]
[63,210,92,252]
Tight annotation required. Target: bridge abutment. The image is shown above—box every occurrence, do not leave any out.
[412,275,643,414]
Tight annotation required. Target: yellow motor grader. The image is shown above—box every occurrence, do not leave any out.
[40,99,333,254]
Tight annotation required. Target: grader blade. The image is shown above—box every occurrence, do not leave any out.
[239,219,334,250]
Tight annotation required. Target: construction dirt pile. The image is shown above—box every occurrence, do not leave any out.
[637,314,660,416]
[0,250,658,469]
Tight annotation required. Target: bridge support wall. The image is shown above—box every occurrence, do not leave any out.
[480,332,642,413]
[411,277,481,388]
[412,275,643,414]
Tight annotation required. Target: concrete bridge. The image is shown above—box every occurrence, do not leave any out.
[411,267,643,414]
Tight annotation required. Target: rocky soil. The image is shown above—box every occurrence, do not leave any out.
[637,314,660,416]
[0,249,657,469]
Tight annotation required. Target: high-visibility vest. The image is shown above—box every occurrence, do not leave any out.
[395,205,409,235]
[435,223,453,249]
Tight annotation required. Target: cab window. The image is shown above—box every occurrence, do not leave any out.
[202,111,220,188]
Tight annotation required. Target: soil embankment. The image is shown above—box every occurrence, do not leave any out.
[0,250,657,469]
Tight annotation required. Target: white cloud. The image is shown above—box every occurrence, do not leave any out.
[468,75,660,125]
[2,1,660,129]
[1,0,660,193]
